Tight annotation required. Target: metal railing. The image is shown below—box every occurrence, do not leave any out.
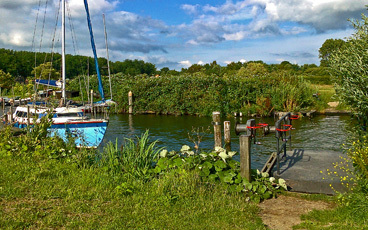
[275,112,298,175]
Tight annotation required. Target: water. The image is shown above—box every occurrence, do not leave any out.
[101,113,354,169]
[1,105,353,169]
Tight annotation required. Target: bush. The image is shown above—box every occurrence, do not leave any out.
[70,72,315,116]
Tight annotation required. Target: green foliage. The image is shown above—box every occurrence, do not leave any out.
[0,129,265,229]
[72,72,315,116]
[319,38,346,67]
[329,14,368,124]
[31,62,60,80]
[0,69,14,89]
[294,192,368,229]
[154,146,286,203]
[0,113,83,161]
[12,82,34,98]
[97,130,162,179]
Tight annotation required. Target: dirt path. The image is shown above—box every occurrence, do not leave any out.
[258,194,333,230]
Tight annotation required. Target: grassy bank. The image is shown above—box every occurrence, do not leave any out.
[0,126,275,229]
[0,156,265,229]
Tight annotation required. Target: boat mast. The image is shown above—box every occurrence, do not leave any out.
[84,0,105,102]
[103,13,112,100]
[61,0,66,105]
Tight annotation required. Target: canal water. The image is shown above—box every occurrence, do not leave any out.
[1,106,353,170]
[102,113,354,169]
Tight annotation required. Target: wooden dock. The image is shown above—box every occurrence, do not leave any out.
[273,149,349,195]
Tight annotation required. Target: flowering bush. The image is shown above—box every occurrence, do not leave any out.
[154,146,287,202]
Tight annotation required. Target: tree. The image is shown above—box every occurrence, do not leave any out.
[31,62,60,80]
[237,62,268,78]
[329,14,368,125]
[319,38,346,67]
[0,69,14,90]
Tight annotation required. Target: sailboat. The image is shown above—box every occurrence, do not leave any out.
[9,0,108,148]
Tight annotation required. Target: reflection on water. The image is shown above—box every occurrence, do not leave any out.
[1,105,353,169]
[102,113,354,169]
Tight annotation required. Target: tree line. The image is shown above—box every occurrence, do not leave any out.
[0,36,345,90]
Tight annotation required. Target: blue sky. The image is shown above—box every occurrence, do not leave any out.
[0,0,366,70]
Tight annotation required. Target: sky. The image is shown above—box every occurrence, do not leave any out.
[0,0,366,70]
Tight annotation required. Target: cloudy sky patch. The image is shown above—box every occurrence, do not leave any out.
[0,0,366,70]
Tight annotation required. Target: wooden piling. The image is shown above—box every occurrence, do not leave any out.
[90,90,94,117]
[239,134,251,182]
[212,111,222,148]
[4,111,8,124]
[27,105,30,127]
[10,105,13,123]
[128,91,133,114]
[224,121,231,151]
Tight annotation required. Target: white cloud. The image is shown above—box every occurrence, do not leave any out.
[179,60,191,68]
[248,0,366,32]
[181,4,200,15]
[224,31,248,41]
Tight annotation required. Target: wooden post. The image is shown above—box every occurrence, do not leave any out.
[4,111,8,124]
[212,111,222,148]
[90,90,94,117]
[10,105,13,123]
[224,121,231,151]
[240,134,252,182]
[27,105,30,127]
[128,91,133,114]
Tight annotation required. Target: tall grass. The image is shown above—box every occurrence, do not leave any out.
[98,130,162,179]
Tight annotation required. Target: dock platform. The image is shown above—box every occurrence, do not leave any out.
[273,149,349,195]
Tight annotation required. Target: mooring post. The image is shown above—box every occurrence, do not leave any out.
[4,110,8,124]
[240,134,252,182]
[27,105,30,127]
[90,90,94,117]
[212,111,222,148]
[128,91,133,114]
[224,121,231,151]
[10,105,13,124]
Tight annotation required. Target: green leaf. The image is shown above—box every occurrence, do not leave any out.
[208,174,218,182]
[153,166,162,174]
[173,157,183,167]
[244,182,252,191]
[200,167,210,177]
[214,160,227,171]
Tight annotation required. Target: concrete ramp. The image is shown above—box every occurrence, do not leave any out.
[273,149,349,195]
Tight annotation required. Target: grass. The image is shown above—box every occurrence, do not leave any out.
[0,155,265,229]
[294,202,368,229]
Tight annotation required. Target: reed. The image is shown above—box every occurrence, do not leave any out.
[99,130,162,179]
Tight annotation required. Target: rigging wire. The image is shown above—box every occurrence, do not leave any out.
[66,0,86,104]
[31,0,42,102]
[34,0,49,95]
[44,0,62,99]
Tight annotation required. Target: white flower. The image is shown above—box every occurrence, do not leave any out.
[218,151,229,162]
[159,149,168,158]
[187,151,195,156]
[200,154,207,159]
[261,172,269,178]
[257,169,261,175]
[269,177,276,183]
[215,147,226,153]
[181,145,191,152]
[228,151,236,157]
[278,178,287,190]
